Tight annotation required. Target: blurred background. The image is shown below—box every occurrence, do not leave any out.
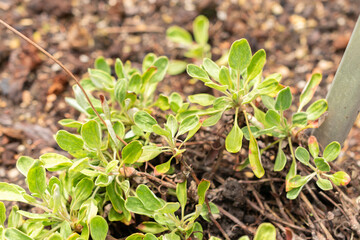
[0,0,359,207]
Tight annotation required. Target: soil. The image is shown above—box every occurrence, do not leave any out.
[1,0,360,239]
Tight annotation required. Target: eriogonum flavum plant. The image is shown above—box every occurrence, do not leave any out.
[0,34,350,240]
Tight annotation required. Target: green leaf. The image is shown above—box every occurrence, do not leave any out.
[90,216,108,240]
[274,145,286,171]
[48,233,63,240]
[138,222,168,234]
[136,185,164,211]
[202,111,223,127]
[94,57,111,74]
[275,87,292,111]
[188,94,215,106]
[225,122,243,153]
[16,156,35,177]
[71,178,94,211]
[328,171,351,186]
[166,114,178,138]
[249,135,265,178]
[128,73,142,93]
[39,153,72,171]
[169,92,183,113]
[167,60,188,75]
[308,136,319,158]
[0,202,5,226]
[155,94,170,111]
[177,115,199,136]
[88,69,113,89]
[292,112,308,126]
[122,141,143,164]
[27,161,47,196]
[197,180,210,205]
[261,95,275,110]
[55,130,86,158]
[193,15,209,45]
[5,228,33,240]
[254,223,276,240]
[166,26,192,45]
[134,111,157,132]
[203,58,220,82]
[288,174,312,189]
[142,53,157,73]
[126,233,145,240]
[204,82,228,92]
[323,141,341,162]
[256,78,279,95]
[219,66,233,89]
[138,145,163,163]
[187,64,210,83]
[299,73,322,111]
[125,197,153,217]
[149,57,169,83]
[247,49,266,81]
[58,119,82,129]
[176,180,187,213]
[81,120,102,150]
[265,109,280,127]
[306,99,327,120]
[314,158,330,172]
[228,39,252,73]
[155,158,172,174]
[152,125,171,138]
[295,147,310,166]
[316,178,333,191]
[114,78,128,104]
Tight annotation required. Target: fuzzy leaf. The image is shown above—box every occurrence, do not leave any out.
[299,73,322,111]
[306,99,327,120]
[134,111,157,132]
[249,135,265,178]
[275,87,292,111]
[81,120,102,150]
[90,216,108,240]
[247,49,266,81]
[225,122,243,153]
[166,26,192,45]
[308,136,319,158]
[193,15,209,45]
[228,39,252,73]
[314,158,330,172]
[254,223,276,240]
[295,147,310,166]
[122,141,143,164]
[323,141,341,162]
[328,171,351,186]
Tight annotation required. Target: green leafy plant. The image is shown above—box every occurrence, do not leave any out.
[124,180,214,240]
[166,15,228,75]
[286,136,350,199]
[0,17,352,240]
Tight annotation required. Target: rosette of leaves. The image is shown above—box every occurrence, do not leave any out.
[132,108,201,173]
[166,15,211,75]
[286,136,351,199]
[65,54,168,124]
[245,73,328,173]
[125,180,214,240]
[187,39,282,178]
[0,155,109,240]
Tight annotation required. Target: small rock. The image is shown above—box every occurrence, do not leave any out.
[333,33,351,50]
[8,168,19,179]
